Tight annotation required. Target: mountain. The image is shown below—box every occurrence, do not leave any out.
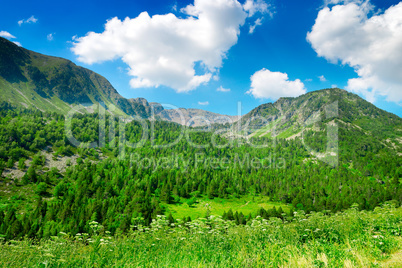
[1,36,400,135]
[0,37,237,126]
[158,108,240,127]
[235,88,400,136]
[232,88,402,164]
[0,37,160,117]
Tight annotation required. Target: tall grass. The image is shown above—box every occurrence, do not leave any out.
[1,203,401,267]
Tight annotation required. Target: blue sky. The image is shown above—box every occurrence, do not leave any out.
[1,0,401,117]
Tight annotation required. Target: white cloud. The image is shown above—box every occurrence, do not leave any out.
[198,101,209,105]
[217,86,231,92]
[247,68,306,100]
[307,1,402,103]
[323,0,370,7]
[0,31,16,39]
[318,75,327,82]
[47,33,54,41]
[249,17,263,34]
[243,0,271,17]
[331,84,338,88]
[305,78,313,82]
[72,0,272,93]
[244,0,272,33]
[18,16,38,26]
[13,41,22,47]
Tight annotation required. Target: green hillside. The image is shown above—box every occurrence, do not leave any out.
[0,37,154,118]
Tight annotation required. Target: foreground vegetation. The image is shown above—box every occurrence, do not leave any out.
[1,203,402,267]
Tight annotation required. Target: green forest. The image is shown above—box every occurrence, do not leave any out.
[0,102,401,238]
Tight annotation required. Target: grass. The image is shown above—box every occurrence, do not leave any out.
[0,70,128,117]
[165,196,290,219]
[276,125,300,139]
[164,195,290,220]
[250,116,301,139]
[251,118,280,138]
[0,77,70,113]
[0,203,401,267]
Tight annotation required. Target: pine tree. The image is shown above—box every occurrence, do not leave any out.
[227,209,234,221]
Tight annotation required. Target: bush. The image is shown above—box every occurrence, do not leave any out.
[18,158,26,170]
[35,182,47,196]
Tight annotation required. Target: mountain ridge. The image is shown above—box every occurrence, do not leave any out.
[231,88,402,161]
[0,37,242,125]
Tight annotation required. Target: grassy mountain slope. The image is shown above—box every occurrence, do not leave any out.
[234,88,402,153]
[0,37,238,124]
[0,37,155,117]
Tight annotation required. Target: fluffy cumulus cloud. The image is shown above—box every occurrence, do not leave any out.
[72,0,271,93]
[307,1,402,103]
[247,69,306,100]
[0,31,16,39]
[18,16,38,26]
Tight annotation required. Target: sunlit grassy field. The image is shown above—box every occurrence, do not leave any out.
[164,195,290,220]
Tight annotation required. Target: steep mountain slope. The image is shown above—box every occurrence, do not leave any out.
[0,37,238,125]
[235,88,401,139]
[0,37,156,117]
[231,88,402,168]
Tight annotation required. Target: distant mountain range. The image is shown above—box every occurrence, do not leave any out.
[158,108,240,127]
